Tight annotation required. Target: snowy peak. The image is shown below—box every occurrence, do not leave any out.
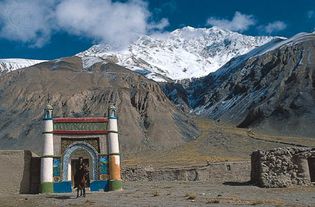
[0,58,46,73]
[78,26,277,81]
[188,32,315,137]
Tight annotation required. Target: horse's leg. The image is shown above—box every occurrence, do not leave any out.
[83,186,86,197]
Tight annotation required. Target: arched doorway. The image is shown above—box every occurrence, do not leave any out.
[62,142,99,182]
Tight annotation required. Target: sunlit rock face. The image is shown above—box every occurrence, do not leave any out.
[0,57,198,154]
[190,33,315,137]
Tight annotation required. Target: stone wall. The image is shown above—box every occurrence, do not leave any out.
[122,161,251,183]
[0,150,251,194]
[251,147,315,188]
[0,150,37,194]
[30,156,41,194]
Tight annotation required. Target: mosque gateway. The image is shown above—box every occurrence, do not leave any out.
[40,104,122,193]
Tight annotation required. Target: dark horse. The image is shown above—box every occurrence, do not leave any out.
[74,162,89,198]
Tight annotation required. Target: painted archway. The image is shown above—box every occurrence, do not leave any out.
[62,141,99,181]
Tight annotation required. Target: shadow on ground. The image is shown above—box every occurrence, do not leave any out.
[46,195,74,200]
[222,181,252,186]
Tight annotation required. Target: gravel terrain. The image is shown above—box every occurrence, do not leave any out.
[0,181,314,207]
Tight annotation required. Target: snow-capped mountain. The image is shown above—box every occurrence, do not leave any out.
[78,26,277,81]
[0,58,46,73]
[187,32,315,136]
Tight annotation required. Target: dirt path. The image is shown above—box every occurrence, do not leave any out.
[0,181,314,207]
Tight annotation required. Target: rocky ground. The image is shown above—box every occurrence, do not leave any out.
[0,181,314,207]
[1,116,315,206]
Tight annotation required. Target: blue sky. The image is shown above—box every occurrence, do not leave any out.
[0,0,315,60]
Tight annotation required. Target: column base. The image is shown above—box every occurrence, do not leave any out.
[41,182,54,193]
[109,180,122,191]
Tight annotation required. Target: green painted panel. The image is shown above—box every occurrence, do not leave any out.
[109,180,122,191]
[41,182,54,193]
[54,122,107,131]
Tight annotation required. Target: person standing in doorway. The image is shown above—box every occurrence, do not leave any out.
[74,157,87,198]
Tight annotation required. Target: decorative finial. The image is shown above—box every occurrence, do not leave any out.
[108,104,117,119]
[44,93,53,120]
[109,104,116,110]
[47,93,51,104]
[46,104,53,111]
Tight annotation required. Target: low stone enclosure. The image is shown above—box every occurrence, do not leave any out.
[251,147,315,188]
[0,150,40,194]
[7,147,315,193]
[122,161,251,183]
[0,150,252,194]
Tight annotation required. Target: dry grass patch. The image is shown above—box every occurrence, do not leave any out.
[206,199,220,204]
[152,191,160,197]
[205,196,285,206]
[185,192,197,200]
[123,117,315,168]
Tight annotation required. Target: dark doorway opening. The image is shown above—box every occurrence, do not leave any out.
[308,158,315,182]
[71,158,90,187]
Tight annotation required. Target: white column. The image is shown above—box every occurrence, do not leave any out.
[41,105,54,193]
[107,105,122,191]
[108,118,119,154]
[108,129,119,154]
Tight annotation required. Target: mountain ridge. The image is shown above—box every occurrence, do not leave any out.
[0,27,278,82]
[0,57,199,154]
[78,26,277,81]
[0,58,46,74]
[188,32,315,137]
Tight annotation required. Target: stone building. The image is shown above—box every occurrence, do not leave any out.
[251,147,315,188]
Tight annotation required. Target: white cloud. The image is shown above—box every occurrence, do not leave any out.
[207,11,256,32]
[260,21,287,34]
[0,0,56,47]
[0,0,168,48]
[148,18,169,31]
[57,0,148,49]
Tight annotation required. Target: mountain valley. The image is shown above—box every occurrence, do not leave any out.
[0,27,315,160]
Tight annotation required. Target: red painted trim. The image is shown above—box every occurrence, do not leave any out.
[53,130,108,135]
[53,117,108,123]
